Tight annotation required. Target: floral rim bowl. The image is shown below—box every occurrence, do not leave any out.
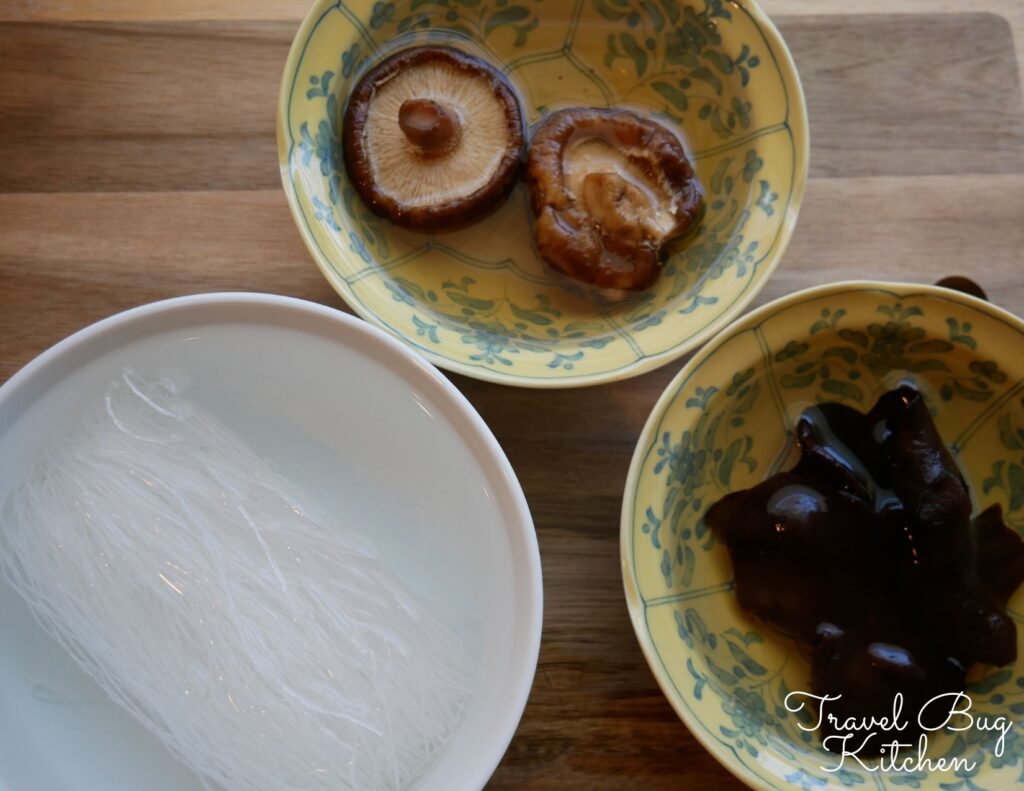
[277,0,808,387]
[621,281,1024,790]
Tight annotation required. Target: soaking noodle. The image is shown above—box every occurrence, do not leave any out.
[0,370,472,791]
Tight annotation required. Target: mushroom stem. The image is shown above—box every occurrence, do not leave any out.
[398,98,462,157]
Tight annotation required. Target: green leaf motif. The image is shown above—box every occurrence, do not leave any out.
[726,640,766,676]
[908,359,950,373]
[311,197,340,231]
[546,350,584,370]
[970,359,1007,383]
[1010,463,1024,512]
[686,608,709,644]
[691,65,723,94]
[369,1,395,29]
[983,460,1006,495]
[411,314,440,344]
[680,546,696,586]
[674,609,694,647]
[619,32,648,77]
[706,657,737,686]
[513,19,538,47]
[754,179,777,216]
[340,43,363,78]
[510,303,553,326]
[838,328,869,348]
[447,291,495,311]
[705,49,734,74]
[640,0,664,30]
[348,231,371,263]
[998,415,1024,451]
[484,5,529,35]
[823,346,856,364]
[594,0,627,21]
[593,0,760,139]
[653,80,689,112]
[680,294,718,314]
[821,378,864,403]
[952,379,992,401]
[442,275,475,293]
[387,2,538,47]
[393,277,425,301]
[718,436,754,486]
[774,340,808,362]
[781,371,817,389]
[909,339,954,354]
[947,317,978,349]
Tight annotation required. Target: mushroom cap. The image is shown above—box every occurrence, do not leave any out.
[343,46,525,231]
[525,107,703,291]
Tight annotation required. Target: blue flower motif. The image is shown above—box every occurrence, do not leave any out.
[462,321,517,366]
[654,430,709,495]
[719,693,771,760]
[722,687,775,743]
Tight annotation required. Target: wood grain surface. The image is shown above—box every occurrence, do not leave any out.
[1,3,1023,790]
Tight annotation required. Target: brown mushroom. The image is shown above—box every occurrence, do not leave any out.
[342,46,525,231]
[525,108,703,291]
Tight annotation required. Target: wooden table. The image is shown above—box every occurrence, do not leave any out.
[2,1,1023,788]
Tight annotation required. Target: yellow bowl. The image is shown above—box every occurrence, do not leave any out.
[622,281,1024,790]
[277,0,808,387]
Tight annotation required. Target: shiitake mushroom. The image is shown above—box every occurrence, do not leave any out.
[342,45,525,231]
[525,107,703,291]
[343,49,704,289]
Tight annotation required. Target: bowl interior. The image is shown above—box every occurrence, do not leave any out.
[279,0,806,385]
[625,284,1024,790]
[0,296,540,791]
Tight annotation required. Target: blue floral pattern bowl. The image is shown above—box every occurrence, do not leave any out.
[622,281,1024,790]
[278,0,808,386]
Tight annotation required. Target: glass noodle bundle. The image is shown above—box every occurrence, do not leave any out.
[0,370,472,791]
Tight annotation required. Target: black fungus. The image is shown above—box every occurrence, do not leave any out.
[705,385,1024,748]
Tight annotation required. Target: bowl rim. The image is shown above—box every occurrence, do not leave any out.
[619,279,1024,791]
[275,0,811,389]
[0,291,544,791]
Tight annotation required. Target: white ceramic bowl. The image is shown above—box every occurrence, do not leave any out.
[0,293,542,791]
